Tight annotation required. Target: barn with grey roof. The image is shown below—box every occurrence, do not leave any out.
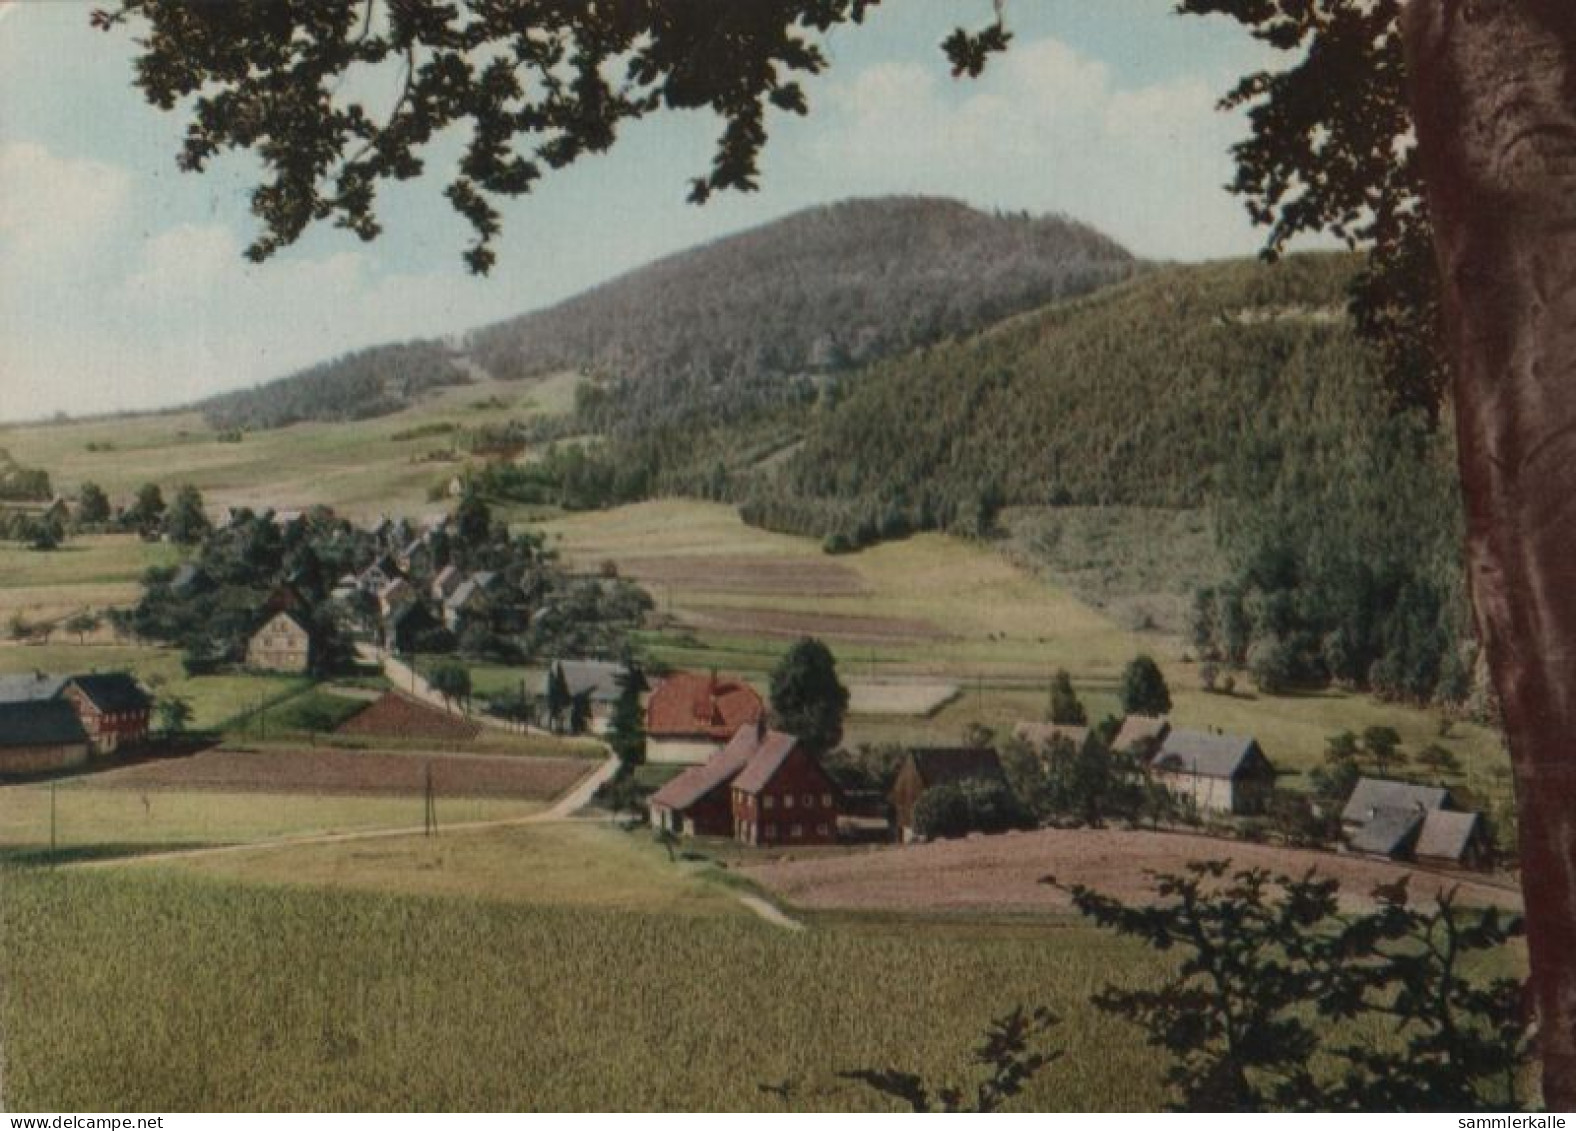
[0,700,91,775]
[1149,729,1275,815]
[1340,777,1489,866]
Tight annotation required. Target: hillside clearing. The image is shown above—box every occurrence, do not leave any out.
[0,373,580,522]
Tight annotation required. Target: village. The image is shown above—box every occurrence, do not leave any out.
[0,487,1498,878]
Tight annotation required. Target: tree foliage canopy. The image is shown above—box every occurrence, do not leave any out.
[1050,861,1530,1111]
[767,635,849,754]
[94,0,992,274]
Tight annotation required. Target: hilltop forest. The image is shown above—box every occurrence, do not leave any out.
[469,197,1136,430]
[201,341,469,431]
[195,198,1137,433]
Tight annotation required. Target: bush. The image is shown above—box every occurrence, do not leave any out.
[913,778,1031,840]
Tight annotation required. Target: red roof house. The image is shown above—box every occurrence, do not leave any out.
[730,727,840,848]
[650,721,841,846]
[644,672,765,764]
[649,727,761,837]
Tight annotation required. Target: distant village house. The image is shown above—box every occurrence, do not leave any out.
[247,610,312,673]
[58,673,152,754]
[1148,729,1276,816]
[1341,777,1490,867]
[650,722,841,846]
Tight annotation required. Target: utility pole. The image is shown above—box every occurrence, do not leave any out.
[423,763,437,836]
[49,782,57,858]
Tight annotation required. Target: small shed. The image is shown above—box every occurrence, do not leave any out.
[0,700,91,775]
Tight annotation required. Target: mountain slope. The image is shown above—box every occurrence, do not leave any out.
[200,340,470,431]
[719,252,1471,704]
[746,254,1426,526]
[191,197,1136,434]
[469,195,1137,428]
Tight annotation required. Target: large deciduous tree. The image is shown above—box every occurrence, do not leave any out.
[1399,0,1576,1103]
[95,0,1576,1103]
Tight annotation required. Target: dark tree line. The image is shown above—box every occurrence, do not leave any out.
[200,341,468,431]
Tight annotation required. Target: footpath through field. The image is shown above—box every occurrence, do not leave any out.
[735,894,805,932]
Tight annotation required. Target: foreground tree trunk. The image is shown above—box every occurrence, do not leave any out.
[1403,0,1576,1108]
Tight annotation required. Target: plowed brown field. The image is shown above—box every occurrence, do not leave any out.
[89,748,589,800]
[743,826,1521,914]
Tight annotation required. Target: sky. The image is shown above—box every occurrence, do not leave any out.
[0,0,1304,423]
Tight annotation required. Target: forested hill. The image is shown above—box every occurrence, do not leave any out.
[757,253,1385,526]
[200,341,470,431]
[193,197,1134,432]
[730,252,1471,704]
[467,196,1138,428]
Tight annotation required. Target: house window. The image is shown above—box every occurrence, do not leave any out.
[802,793,815,808]
[763,795,774,809]
[816,824,829,836]
[784,795,795,809]
[822,794,833,808]
[790,824,803,838]
[765,824,777,840]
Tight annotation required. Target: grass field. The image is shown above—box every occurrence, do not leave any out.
[0,535,178,625]
[0,783,544,860]
[161,822,746,915]
[0,864,1170,1111]
[0,372,582,522]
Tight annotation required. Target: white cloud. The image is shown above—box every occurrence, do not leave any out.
[808,36,1255,261]
[0,141,131,267]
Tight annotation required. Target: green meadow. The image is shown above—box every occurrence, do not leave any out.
[0,858,1169,1112]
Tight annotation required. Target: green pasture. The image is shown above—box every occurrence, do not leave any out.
[0,784,543,861]
[0,863,1168,1111]
[162,821,742,915]
[0,535,178,623]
